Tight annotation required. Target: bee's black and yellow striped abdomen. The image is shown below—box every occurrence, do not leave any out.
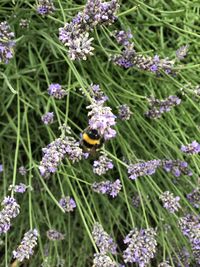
[81,128,103,151]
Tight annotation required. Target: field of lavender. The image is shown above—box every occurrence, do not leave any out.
[0,0,200,266]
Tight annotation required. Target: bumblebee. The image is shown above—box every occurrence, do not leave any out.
[81,127,104,155]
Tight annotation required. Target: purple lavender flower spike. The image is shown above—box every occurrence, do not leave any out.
[13,229,38,262]
[181,140,200,155]
[92,222,117,254]
[39,128,86,176]
[59,0,119,60]
[176,45,189,60]
[0,164,3,172]
[59,196,76,212]
[0,21,15,64]
[37,0,55,15]
[187,188,200,208]
[8,183,27,193]
[93,153,114,175]
[127,160,161,180]
[145,95,181,119]
[41,112,54,125]
[47,83,67,99]
[162,160,192,177]
[117,104,132,121]
[46,229,65,240]
[87,99,117,140]
[179,214,200,264]
[114,30,133,47]
[0,196,20,234]
[92,252,117,267]
[18,166,27,176]
[123,228,157,266]
[92,179,122,197]
[160,191,181,213]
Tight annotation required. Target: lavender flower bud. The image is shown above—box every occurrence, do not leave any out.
[132,193,141,208]
[39,134,85,176]
[41,112,54,125]
[87,102,116,140]
[187,188,200,208]
[19,19,30,29]
[160,191,181,213]
[0,197,20,234]
[92,222,117,254]
[13,229,38,262]
[18,166,27,176]
[145,95,181,119]
[0,164,3,172]
[92,179,122,197]
[92,252,117,267]
[93,153,114,175]
[46,229,65,240]
[179,214,200,264]
[47,83,67,99]
[8,183,27,194]
[59,0,119,60]
[37,0,55,15]
[173,247,191,267]
[0,21,15,64]
[1,196,20,219]
[117,104,132,121]
[127,160,161,180]
[162,160,192,177]
[123,228,157,266]
[176,45,189,60]
[114,30,133,47]
[68,32,94,60]
[59,196,76,212]
[181,140,200,155]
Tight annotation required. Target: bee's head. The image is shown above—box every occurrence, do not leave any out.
[87,129,100,140]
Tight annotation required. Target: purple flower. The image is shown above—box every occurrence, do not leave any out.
[160,191,181,213]
[0,196,20,234]
[187,188,200,208]
[39,132,86,177]
[8,183,27,194]
[93,153,114,175]
[176,45,189,60]
[123,228,157,266]
[162,160,192,177]
[117,104,132,121]
[179,214,200,264]
[92,252,117,267]
[13,229,38,262]
[59,196,76,212]
[46,229,65,240]
[47,83,67,99]
[19,19,30,29]
[127,160,161,180]
[114,30,132,47]
[59,0,119,60]
[37,0,55,15]
[18,166,27,176]
[41,112,54,125]
[132,193,141,208]
[181,140,200,155]
[92,222,117,254]
[92,179,122,197]
[0,164,3,172]
[87,101,116,140]
[0,21,15,64]
[145,95,181,119]
[112,31,175,75]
